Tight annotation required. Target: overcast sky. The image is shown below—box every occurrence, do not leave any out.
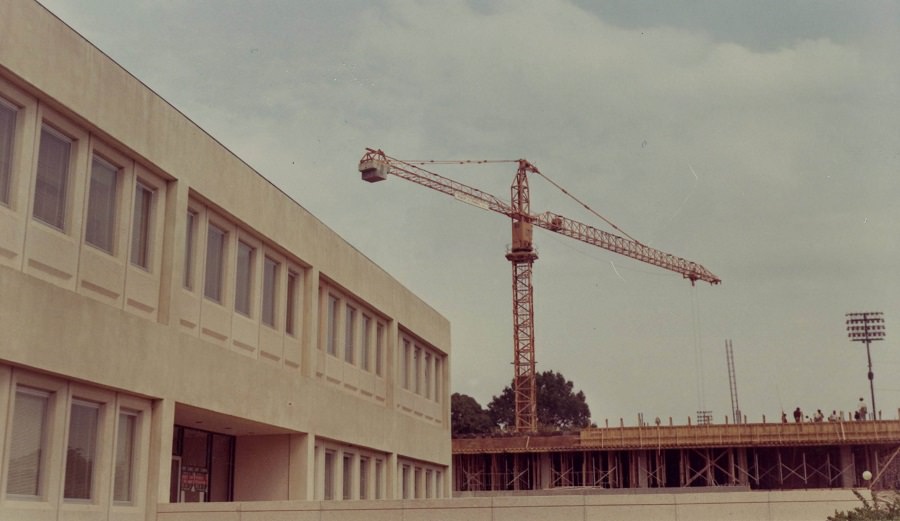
[37,0,900,425]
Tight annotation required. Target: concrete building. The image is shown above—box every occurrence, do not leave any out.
[0,1,451,520]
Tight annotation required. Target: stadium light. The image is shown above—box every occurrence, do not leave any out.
[846,312,886,420]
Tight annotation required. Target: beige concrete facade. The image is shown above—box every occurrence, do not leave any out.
[0,1,451,520]
[155,489,866,521]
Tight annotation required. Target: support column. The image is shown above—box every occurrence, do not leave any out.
[634,451,649,488]
[288,433,315,500]
[539,453,552,489]
[146,398,176,517]
[388,452,399,499]
[736,447,750,486]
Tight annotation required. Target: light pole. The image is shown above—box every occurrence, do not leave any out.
[846,312,886,420]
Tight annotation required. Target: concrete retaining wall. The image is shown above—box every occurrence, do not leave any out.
[158,489,864,521]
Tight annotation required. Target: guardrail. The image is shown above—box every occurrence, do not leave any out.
[579,420,900,449]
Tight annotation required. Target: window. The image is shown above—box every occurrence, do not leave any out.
[425,469,433,499]
[65,400,100,500]
[424,352,432,399]
[326,295,338,355]
[342,454,352,500]
[375,323,384,377]
[344,305,356,364]
[414,347,422,394]
[361,315,372,371]
[323,451,334,500]
[285,270,298,335]
[414,467,422,498]
[262,257,278,327]
[6,387,50,497]
[204,224,226,302]
[359,457,369,499]
[183,210,197,289]
[234,241,254,316]
[0,99,16,205]
[130,182,153,268]
[114,411,137,503]
[401,340,410,389]
[85,155,118,253]
[33,125,71,229]
[434,357,442,402]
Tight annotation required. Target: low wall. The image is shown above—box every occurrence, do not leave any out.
[157,489,864,521]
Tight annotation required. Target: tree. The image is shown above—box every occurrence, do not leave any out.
[451,393,493,436]
[827,490,900,520]
[487,370,591,431]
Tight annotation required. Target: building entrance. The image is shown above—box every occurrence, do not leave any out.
[170,426,235,502]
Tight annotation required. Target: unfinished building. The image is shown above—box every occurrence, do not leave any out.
[453,420,900,493]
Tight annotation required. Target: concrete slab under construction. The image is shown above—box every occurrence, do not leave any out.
[453,420,900,493]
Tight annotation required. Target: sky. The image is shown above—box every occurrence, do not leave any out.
[36,0,900,426]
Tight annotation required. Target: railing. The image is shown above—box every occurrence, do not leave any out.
[579,420,900,449]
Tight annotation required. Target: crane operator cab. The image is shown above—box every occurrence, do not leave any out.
[359,158,389,182]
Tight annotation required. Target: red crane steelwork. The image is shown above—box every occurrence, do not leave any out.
[358,148,720,432]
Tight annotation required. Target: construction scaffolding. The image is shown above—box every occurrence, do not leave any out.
[453,420,900,493]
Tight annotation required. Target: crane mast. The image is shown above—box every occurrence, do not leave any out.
[359,148,720,432]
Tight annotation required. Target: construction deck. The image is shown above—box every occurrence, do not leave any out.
[453,420,900,493]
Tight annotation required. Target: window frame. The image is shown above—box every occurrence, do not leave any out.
[203,221,228,304]
[183,207,199,290]
[234,239,255,317]
[32,123,75,231]
[0,95,19,207]
[285,269,300,336]
[261,255,279,328]
[344,304,356,364]
[84,152,122,255]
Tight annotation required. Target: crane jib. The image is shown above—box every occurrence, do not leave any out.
[453,192,492,211]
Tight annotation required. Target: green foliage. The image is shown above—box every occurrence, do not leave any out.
[827,490,900,521]
[450,393,493,436]
[487,370,591,431]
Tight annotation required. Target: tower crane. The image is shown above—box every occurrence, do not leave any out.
[358,148,721,432]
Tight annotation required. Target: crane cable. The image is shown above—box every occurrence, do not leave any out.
[402,156,646,246]
[530,169,646,246]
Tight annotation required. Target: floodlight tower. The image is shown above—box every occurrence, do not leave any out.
[846,312,886,420]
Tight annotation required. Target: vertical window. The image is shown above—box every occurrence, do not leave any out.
[183,210,197,289]
[0,99,17,205]
[262,257,278,327]
[6,388,50,497]
[361,315,372,371]
[414,467,422,498]
[114,411,137,503]
[65,400,100,500]
[401,340,410,389]
[33,125,71,229]
[401,465,410,499]
[359,457,369,500]
[424,352,432,399]
[375,323,384,377]
[130,182,153,268]
[344,305,356,364]
[374,459,383,499]
[323,451,334,500]
[85,156,118,253]
[234,241,254,316]
[285,270,298,335]
[436,471,443,498]
[414,347,422,395]
[342,454,352,500]
[204,224,226,302]
[326,295,338,355]
[425,469,433,499]
[434,357,442,403]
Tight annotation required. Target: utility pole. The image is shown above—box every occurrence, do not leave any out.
[846,312,886,420]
